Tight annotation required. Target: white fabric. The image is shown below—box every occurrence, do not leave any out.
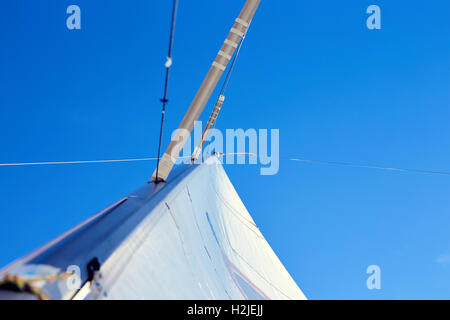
[92,158,306,300]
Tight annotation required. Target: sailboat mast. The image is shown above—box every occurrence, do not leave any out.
[151,0,261,182]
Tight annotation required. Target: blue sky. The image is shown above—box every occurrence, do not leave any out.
[1,0,450,299]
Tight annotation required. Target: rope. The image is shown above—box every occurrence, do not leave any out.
[214,152,257,157]
[0,156,194,168]
[0,157,160,167]
[155,0,179,183]
[198,35,248,162]
[217,0,258,97]
[219,36,245,96]
[0,272,72,300]
[2,155,448,178]
[290,157,450,177]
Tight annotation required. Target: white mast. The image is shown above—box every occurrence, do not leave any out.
[151,0,261,182]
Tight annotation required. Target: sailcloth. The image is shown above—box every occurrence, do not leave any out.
[0,157,306,300]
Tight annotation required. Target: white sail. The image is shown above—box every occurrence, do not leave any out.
[0,0,306,300]
[0,157,305,300]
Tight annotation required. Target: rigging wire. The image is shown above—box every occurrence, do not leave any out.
[194,5,257,163]
[219,35,246,96]
[0,156,192,167]
[155,0,179,183]
[1,155,450,177]
[215,0,258,98]
[0,158,161,167]
[197,35,247,163]
[289,157,450,177]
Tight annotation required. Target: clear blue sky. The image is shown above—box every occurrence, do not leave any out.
[1,0,450,299]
